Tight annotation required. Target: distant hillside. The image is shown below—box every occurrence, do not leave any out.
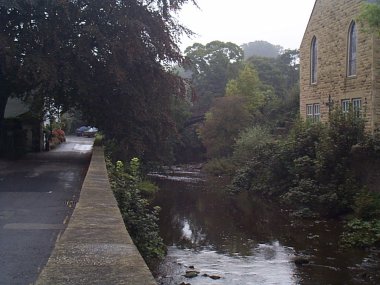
[241,41,283,59]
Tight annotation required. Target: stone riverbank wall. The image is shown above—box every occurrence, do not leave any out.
[36,147,156,284]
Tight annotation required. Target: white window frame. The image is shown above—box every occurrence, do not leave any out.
[352,98,362,117]
[306,103,320,122]
[306,104,313,120]
[341,99,350,113]
[313,104,320,122]
[341,98,362,117]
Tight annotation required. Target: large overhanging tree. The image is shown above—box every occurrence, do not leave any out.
[0,0,196,161]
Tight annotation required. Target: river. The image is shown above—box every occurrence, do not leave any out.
[150,166,380,285]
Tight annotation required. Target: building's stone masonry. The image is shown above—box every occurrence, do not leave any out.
[300,0,380,132]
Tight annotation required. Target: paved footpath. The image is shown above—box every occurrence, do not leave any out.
[0,136,93,285]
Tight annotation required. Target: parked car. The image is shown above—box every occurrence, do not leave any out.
[76,126,90,136]
[83,127,98,137]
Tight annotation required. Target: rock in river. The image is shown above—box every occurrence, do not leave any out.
[184,270,200,278]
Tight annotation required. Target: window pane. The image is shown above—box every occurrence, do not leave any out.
[348,22,357,76]
[341,99,350,113]
[311,37,317,83]
[306,104,313,120]
[313,104,320,122]
[352,98,361,117]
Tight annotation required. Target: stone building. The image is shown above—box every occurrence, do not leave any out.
[300,0,380,132]
[1,98,44,156]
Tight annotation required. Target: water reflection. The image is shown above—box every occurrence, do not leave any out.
[152,167,380,285]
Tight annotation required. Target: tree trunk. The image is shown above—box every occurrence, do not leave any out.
[0,67,9,136]
[0,93,8,155]
[0,94,7,121]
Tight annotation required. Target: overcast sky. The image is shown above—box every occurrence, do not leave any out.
[177,0,316,51]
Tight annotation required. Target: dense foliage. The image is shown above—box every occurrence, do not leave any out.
[341,190,380,248]
[198,63,278,160]
[225,65,274,114]
[241,41,283,59]
[107,156,166,266]
[1,0,196,162]
[184,41,244,114]
[247,49,300,128]
[198,96,251,158]
[194,47,299,165]
[166,41,245,163]
[231,110,367,218]
[359,0,380,35]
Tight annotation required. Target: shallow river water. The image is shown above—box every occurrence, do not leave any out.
[151,166,380,285]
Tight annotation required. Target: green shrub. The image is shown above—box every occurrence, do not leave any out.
[198,96,252,158]
[203,157,236,176]
[341,218,380,248]
[107,158,166,266]
[231,108,368,218]
[340,191,380,248]
[282,179,320,211]
[229,166,254,193]
[353,191,380,220]
[230,126,289,195]
[93,132,104,146]
[136,180,159,199]
[232,126,273,164]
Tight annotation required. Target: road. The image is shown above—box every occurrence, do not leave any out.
[0,136,93,285]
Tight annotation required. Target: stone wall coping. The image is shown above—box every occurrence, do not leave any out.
[36,146,157,284]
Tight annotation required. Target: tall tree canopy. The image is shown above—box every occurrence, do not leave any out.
[225,65,274,114]
[184,41,244,114]
[241,41,283,60]
[0,0,196,161]
[245,49,300,128]
[198,96,251,158]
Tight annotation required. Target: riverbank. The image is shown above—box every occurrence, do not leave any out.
[151,165,380,285]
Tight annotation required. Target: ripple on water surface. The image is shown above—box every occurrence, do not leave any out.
[152,166,380,285]
[157,241,298,285]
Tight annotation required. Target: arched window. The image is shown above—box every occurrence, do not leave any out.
[348,21,357,76]
[311,36,317,84]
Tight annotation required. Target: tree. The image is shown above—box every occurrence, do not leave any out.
[225,65,274,114]
[247,49,299,99]
[184,41,244,114]
[0,0,197,162]
[198,96,252,158]
[246,49,300,130]
[241,41,283,60]
[359,0,380,35]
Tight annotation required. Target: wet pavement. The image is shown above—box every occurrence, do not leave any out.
[0,136,93,285]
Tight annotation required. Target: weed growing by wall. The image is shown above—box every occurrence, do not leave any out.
[107,157,166,267]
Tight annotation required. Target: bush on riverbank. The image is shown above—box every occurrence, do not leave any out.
[341,191,380,248]
[229,126,288,196]
[226,109,380,247]
[231,109,367,217]
[106,157,166,267]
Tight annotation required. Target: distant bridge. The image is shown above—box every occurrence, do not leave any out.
[183,114,206,127]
